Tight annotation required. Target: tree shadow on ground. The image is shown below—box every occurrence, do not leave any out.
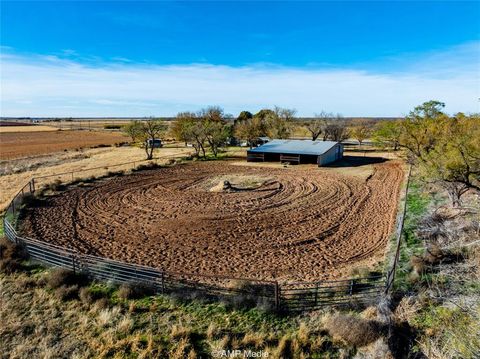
[325,156,388,168]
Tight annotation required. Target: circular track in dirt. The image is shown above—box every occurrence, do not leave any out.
[22,160,404,282]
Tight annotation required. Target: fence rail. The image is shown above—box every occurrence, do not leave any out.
[2,157,408,311]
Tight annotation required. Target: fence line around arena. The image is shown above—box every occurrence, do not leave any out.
[384,165,411,293]
[2,155,407,311]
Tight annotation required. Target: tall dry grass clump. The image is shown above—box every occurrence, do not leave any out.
[0,237,28,274]
[117,282,155,300]
[323,313,385,348]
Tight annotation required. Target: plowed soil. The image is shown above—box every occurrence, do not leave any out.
[21,160,404,282]
[0,130,126,159]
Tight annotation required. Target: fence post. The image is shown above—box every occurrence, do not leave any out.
[349,279,354,296]
[72,255,76,274]
[161,272,165,294]
[274,281,280,311]
[31,178,36,193]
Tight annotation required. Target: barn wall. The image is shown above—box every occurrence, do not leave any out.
[299,154,319,164]
[318,144,343,166]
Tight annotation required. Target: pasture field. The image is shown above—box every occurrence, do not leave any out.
[20,158,404,282]
[0,129,128,160]
[0,146,192,213]
[0,125,59,133]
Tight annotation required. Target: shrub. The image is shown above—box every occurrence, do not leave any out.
[103,125,122,130]
[276,335,293,358]
[410,255,426,274]
[79,286,107,305]
[132,162,161,172]
[323,313,386,348]
[224,280,276,311]
[170,325,193,341]
[0,238,28,274]
[47,268,88,289]
[21,193,43,208]
[0,237,28,261]
[242,331,266,349]
[55,285,79,301]
[105,170,125,177]
[117,282,155,300]
[0,258,23,274]
[43,179,64,192]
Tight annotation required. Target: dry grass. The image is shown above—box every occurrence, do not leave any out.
[0,146,192,212]
[323,313,385,348]
[117,282,155,300]
[0,125,59,133]
[0,266,345,358]
[46,268,86,289]
[0,238,28,274]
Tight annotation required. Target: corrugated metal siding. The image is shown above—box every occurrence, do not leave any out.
[318,144,343,166]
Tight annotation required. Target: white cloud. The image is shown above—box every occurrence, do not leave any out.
[1,43,479,117]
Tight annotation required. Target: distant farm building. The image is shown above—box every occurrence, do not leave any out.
[247,139,343,166]
[146,139,162,148]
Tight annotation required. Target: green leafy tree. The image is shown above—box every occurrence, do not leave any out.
[417,114,480,206]
[235,111,253,125]
[123,120,143,142]
[400,101,479,206]
[235,116,268,148]
[171,107,231,158]
[351,119,372,146]
[400,101,447,159]
[170,112,197,145]
[373,120,402,150]
[264,106,295,139]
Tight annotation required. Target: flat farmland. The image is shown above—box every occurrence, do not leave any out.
[0,125,59,133]
[0,130,127,160]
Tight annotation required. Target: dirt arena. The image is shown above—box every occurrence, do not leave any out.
[21,160,404,282]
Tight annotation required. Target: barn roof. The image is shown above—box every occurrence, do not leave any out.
[248,139,339,156]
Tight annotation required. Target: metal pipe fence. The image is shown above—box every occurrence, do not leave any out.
[2,157,407,311]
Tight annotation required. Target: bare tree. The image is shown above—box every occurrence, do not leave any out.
[306,111,332,141]
[139,119,168,160]
[324,114,349,142]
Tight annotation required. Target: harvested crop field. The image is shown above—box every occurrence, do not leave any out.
[21,160,404,282]
[0,130,127,159]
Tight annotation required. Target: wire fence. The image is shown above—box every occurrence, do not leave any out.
[2,158,409,312]
[384,165,412,293]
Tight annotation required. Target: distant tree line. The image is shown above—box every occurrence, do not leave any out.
[122,101,479,207]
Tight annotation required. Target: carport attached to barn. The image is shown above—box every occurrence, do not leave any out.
[247,139,343,166]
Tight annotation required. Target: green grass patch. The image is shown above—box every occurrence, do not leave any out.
[394,179,434,291]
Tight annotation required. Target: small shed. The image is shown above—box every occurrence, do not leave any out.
[247,139,343,166]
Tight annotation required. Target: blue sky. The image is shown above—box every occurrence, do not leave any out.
[1,1,479,117]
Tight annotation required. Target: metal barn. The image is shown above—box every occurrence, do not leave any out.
[247,139,343,166]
